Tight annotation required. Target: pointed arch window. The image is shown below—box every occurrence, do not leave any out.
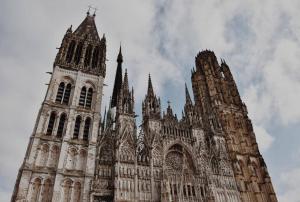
[86,88,93,108]
[73,182,81,202]
[79,87,86,107]
[91,46,100,68]
[78,87,93,108]
[74,42,83,65]
[56,83,65,103]
[73,116,81,139]
[84,44,93,67]
[46,112,56,135]
[30,178,42,202]
[83,117,91,141]
[56,82,72,105]
[41,179,52,202]
[66,40,76,63]
[62,84,72,105]
[57,113,67,138]
[63,179,72,202]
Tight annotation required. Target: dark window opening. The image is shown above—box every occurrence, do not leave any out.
[62,84,71,105]
[86,88,93,108]
[55,82,65,103]
[83,117,91,141]
[57,113,66,138]
[79,87,93,108]
[79,87,86,106]
[73,116,81,139]
[46,112,56,135]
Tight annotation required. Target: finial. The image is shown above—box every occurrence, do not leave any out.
[167,100,171,107]
[93,7,98,16]
[87,5,92,15]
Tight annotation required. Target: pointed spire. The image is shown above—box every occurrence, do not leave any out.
[111,48,123,108]
[185,83,192,105]
[73,11,100,41]
[147,74,154,96]
[117,44,123,63]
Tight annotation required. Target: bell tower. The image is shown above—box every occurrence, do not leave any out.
[12,11,106,202]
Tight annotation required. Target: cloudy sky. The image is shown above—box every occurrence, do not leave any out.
[1,0,300,201]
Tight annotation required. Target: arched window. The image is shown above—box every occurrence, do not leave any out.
[83,117,91,141]
[73,182,81,202]
[57,113,66,137]
[78,87,93,108]
[86,88,93,108]
[77,150,87,171]
[46,112,56,135]
[73,116,81,139]
[56,82,72,105]
[30,178,41,202]
[62,84,71,105]
[84,45,93,67]
[41,179,52,202]
[49,145,59,168]
[74,42,83,65]
[66,40,76,63]
[91,46,100,68]
[56,82,65,103]
[79,87,86,107]
[63,179,72,202]
[66,148,76,170]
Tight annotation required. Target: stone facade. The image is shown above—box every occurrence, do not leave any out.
[12,12,277,202]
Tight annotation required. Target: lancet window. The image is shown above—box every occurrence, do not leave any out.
[56,82,72,105]
[46,112,56,135]
[79,86,93,108]
[73,116,81,139]
[57,113,66,137]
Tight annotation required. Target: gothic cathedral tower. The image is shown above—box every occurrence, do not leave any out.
[12,11,106,202]
[191,51,277,201]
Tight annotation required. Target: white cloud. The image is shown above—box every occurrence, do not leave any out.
[278,167,300,202]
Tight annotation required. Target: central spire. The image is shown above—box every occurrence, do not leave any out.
[111,45,123,108]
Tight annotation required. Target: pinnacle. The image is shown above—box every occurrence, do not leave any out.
[185,83,192,104]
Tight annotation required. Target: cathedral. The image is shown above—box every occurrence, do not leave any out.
[11,11,277,202]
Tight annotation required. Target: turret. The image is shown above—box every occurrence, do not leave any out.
[142,74,161,119]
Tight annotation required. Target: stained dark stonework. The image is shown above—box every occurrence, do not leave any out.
[12,12,277,202]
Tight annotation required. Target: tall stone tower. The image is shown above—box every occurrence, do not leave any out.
[11,11,106,202]
[191,50,277,202]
